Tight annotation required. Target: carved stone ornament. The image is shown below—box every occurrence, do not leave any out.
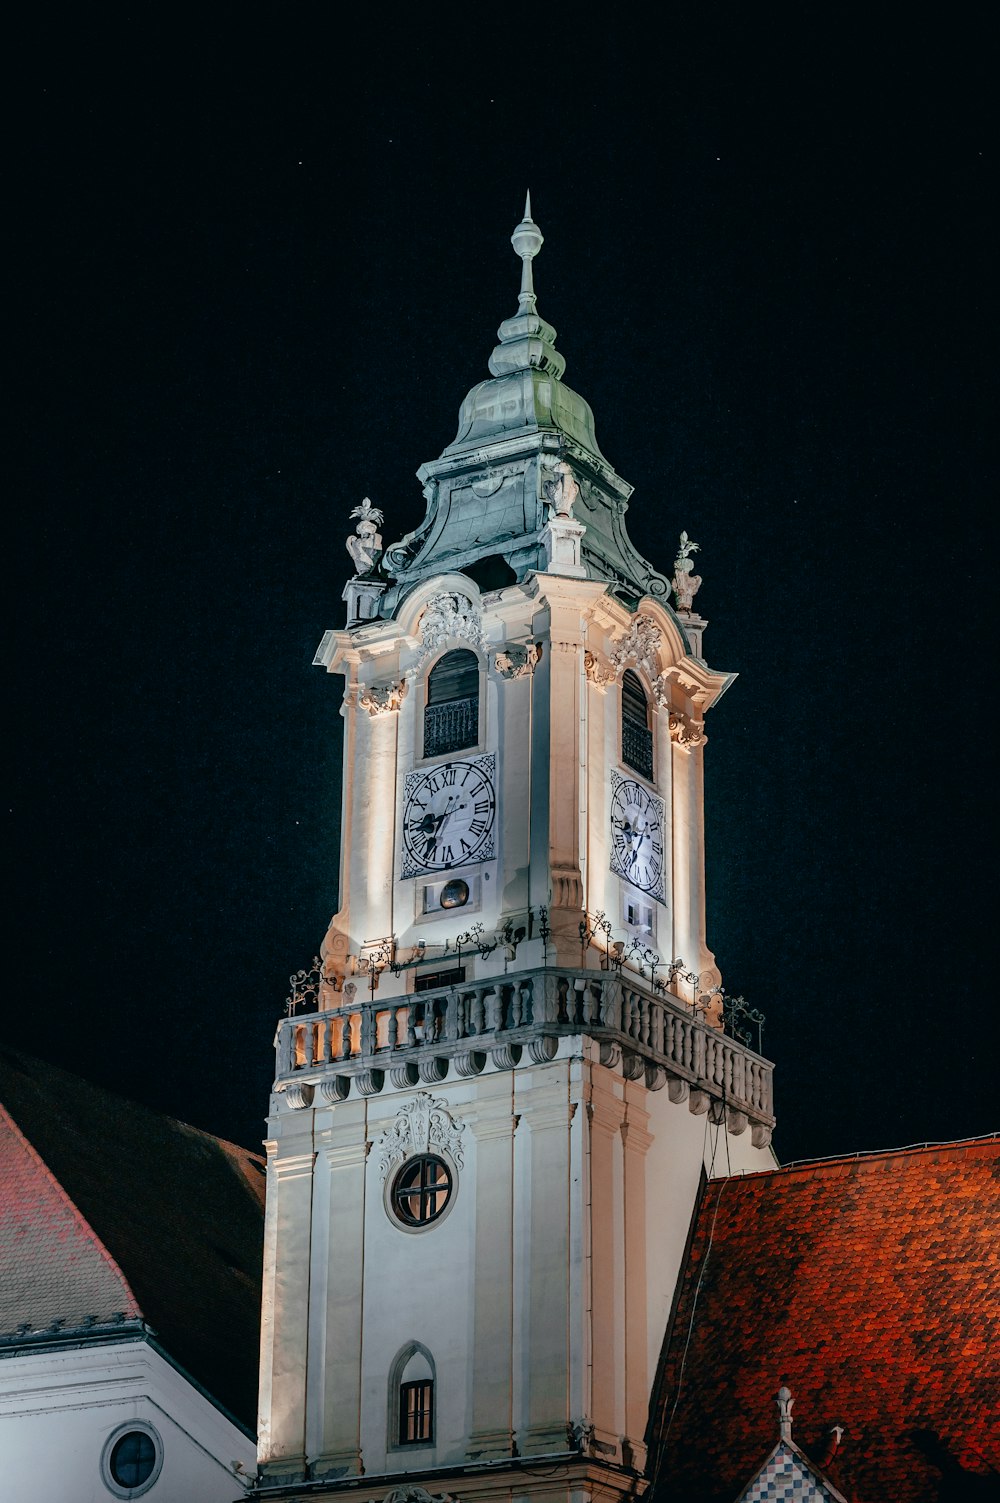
[584,650,613,686]
[416,592,483,665]
[668,710,706,752]
[609,614,662,679]
[494,643,541,678]
[671,530,703,613]
[376,1091,466,1183]
[358,680,408,716]
[346,497,385,577]
[542,460,581,518]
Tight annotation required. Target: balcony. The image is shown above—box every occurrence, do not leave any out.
[276,965,775,1146]
[423,697,478,759]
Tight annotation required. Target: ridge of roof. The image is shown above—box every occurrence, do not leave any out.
[731,1131,998,1185]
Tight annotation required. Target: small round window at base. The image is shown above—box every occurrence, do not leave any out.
[391,1154,453,1227]
[439,879,469,910]
[101,1421,163,1498]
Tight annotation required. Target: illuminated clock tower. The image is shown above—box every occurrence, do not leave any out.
[254,200,776,1502]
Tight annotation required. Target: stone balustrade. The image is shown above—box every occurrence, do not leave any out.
[275,967,774,1145]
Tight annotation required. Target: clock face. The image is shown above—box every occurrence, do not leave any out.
[401,754,496,876]
[609,771,666,901]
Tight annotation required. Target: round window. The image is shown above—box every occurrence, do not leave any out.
[391,1154,453,1227]
[439,879,470,910]
[101,1421,163,1498]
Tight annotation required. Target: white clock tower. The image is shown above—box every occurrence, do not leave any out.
[253,200,776,1503]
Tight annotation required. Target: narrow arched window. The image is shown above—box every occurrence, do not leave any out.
[390,1344,435,1447]
[423,649,479,759]
[621,669,653,781]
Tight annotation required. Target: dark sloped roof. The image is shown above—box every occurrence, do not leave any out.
[649,1137,1000,1503]
[1,1102,142,1335]
[0,1049,265,1430]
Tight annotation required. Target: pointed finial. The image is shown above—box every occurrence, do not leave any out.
[510,192,544,311]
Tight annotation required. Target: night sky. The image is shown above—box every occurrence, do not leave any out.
[10,13,994,1165]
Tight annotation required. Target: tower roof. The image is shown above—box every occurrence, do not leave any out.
[379,201,675,615]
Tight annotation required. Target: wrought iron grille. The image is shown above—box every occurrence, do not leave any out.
[622,720,654,781]
[423,696,478,759]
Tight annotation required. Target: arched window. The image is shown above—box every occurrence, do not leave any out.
[389,1343,435,1448]
[423,649,479,759]
[621,669,653,781]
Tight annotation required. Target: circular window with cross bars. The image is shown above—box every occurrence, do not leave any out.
[390,1154,453,1228]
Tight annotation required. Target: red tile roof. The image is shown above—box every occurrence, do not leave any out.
[0,1050,265,1429]
[649,1137,1000,1503]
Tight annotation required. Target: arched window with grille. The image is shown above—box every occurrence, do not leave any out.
[423,649,479,759]
[621,669,653,781]
[388,1342,436,1448]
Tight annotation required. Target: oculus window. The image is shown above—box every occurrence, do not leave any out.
[391,1154,452,1227]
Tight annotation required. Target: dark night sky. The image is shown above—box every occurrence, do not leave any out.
[9,12,995,1164]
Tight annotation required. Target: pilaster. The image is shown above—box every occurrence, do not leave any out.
[307,1109,369,1479]
[516,1073,576,1455]
[258,1140,316,1481]
[468,1080,518,1459]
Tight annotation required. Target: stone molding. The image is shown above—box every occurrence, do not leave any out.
[382,1489,458,1503]
[376,1091,466,1182]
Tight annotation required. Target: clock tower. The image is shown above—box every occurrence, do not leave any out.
[254,200,776,1502]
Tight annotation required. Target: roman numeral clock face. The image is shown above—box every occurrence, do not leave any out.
[609,771,666,902]
[401,754,496,877]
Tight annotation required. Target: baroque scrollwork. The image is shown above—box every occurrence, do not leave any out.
[584,650,613,686]
[494,643,541,678]
[358,681,408,716]
[376,1091,466,1183]
[609,614,662,679]
[416,592,483,666]
[668,710,706,752]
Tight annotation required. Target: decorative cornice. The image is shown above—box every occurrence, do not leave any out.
[376,1091,466,1183]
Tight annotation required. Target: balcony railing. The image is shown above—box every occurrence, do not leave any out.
[276,965,774,1145]
[622,721,654,781]
[423,697,478,759]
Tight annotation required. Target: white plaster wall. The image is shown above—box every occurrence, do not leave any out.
[0,1339,254,1503]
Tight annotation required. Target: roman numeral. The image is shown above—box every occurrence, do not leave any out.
[441,844,454,865]
[474,798,490,815]
[440,766,457,786]
[469,818,487,837]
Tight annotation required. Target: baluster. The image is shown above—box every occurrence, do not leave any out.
[445,990,458,1040]
[360,1007,376,1058]
[470,988,485,1035]
[277,1022,293,1075]
[404,1003,418,1048]
[519,980,533,1025]
[693,1027,706,1081]
[556,976,570,1022]
[386,1006,398,1049]
[509,984,522,1029]
[483,987,500,1033]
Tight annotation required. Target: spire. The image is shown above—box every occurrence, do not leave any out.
[511,191,543,312]
[488,195,566,381]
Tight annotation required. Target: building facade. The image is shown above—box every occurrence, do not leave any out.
[254,200,777,1502]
